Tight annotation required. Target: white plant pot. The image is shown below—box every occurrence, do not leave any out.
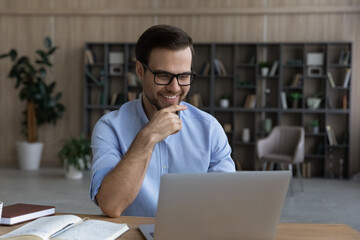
[261,67,269,77]
[307,98,321,109]
[16,141,44,170]
[220,99,230,108]
[64,164,83,180]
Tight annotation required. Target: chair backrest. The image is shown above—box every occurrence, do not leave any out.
[269,126,304,155]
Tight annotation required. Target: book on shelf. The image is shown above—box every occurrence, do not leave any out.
[189,93,203,108]
[84,49,96,65]
[291,73,302,87]
[269,61,279,77]
[326,125,337,146]
[302,162,311,178]
[0,215,129,240]
[200,62,211,76]
[213,59,227,76]
[338,50,351,65]
[244,94,256,108]
[327,72,335,88]
[280,91,287,109]
[342,95,348,109]
[343,68,351,87]
[0,203,55,226]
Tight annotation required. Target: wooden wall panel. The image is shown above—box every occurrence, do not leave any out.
[0,0,359,175]
[0,16,52,167]
[157,15,264,42]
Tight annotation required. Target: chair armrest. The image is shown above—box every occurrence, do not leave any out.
[256,135,274,159]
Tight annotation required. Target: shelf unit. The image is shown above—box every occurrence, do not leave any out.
[83,42,352,178]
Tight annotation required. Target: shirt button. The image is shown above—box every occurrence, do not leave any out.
[163,165,167,169]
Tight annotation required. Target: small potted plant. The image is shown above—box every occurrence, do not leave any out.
[220,94,230,108]
[0,37,65,170]
[289,92,302,109]
[307,93,322,109]
[58,135,92,180]
[309,119,319,134]
[259,62,270,76]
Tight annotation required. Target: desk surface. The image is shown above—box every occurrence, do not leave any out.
[0,214,359,240]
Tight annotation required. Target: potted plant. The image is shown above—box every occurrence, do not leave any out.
[0,37,65,170]
[307,94,322,109]
[289,92,302,109]
[220,94,230,108]
[309,119,320,134]
[58,135,91,180]
[259,62,270,76]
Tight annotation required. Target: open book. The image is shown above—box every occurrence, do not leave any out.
[0,215,129,240]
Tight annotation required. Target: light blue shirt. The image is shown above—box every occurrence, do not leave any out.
[90,99,235,217]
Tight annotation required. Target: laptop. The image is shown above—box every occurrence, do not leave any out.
[139,171,291,240]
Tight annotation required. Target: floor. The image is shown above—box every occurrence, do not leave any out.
[0,168,359,232]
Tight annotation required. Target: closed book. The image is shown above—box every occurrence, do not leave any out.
[1,203,55,225]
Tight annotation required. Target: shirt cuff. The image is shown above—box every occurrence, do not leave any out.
[90,167,113,205]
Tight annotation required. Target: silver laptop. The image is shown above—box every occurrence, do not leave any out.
[139,171,291,240]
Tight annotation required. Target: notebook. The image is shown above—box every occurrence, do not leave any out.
[139,171,291,240]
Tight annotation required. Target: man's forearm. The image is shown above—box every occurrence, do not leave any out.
[95,130,156,217]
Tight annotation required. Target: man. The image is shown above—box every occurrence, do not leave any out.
[90,25,235,218]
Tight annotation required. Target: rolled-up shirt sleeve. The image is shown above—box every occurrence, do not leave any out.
[89,113,123,205]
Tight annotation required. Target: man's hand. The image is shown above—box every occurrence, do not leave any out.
[143,104,187,143]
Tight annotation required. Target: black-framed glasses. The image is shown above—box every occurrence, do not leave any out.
[142,63,196,86]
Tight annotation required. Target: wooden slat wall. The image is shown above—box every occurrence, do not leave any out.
[0,0,359,177]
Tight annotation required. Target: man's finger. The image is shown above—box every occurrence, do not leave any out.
[163,104,187,113]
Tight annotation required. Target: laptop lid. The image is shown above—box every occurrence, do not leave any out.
[146,171,290,240]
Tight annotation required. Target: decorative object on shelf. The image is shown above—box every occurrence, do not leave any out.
[307,94,322,109]
[286,59,302,65]
[58,135,91,180]
[269,61,279,77]
[242,128,250,143]
[220,95,230,108]
[309,119,319,134]
[259,62,270,77]
[289,92,302,109]
[339,158,344,179]
[307,52,324,77]
[110,65,124,76]
[223,123,232,133]
[0,37,65,170]
[189,93,203,108]
[264,118,272,134]
[342,68,351,87]
[109,52,124,64]
[280,92,288,109]
[338,50,351,65]
[327,72,336,88]
[244,94,256,108]
[290,73,302,87]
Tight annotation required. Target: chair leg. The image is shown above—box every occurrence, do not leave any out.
[296,163,304,192]
[262,162,268,171]
[288,164,294,196]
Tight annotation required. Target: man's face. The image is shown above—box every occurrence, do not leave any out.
[136,47,192,118]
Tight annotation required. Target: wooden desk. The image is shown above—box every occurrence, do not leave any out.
[0,214,359,239]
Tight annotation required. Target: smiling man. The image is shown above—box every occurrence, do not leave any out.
[90,25,235,218]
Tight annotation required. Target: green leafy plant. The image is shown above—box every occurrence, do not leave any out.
[258,62,270,68]
[309,119,319,127]
[289,92,302,100]
[58,135,91,171]
[0,37,65,142]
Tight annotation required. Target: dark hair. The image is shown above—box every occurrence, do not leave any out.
[135,24,194,65]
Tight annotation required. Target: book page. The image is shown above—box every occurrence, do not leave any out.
[54,220,129,240]
[0,215,82,240]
